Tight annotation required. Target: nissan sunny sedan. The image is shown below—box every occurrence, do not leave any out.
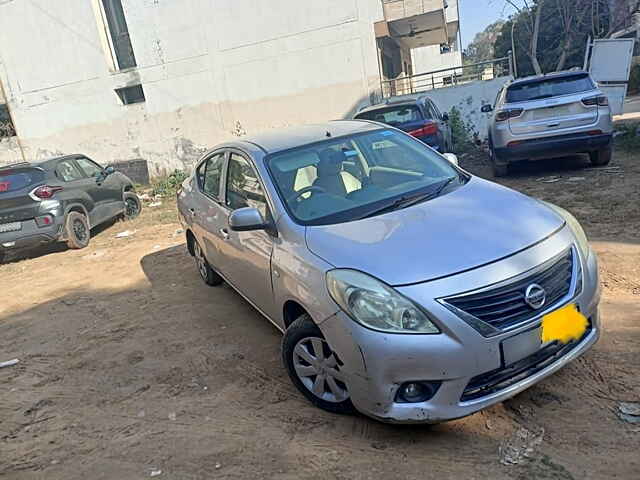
[177,121,600,423]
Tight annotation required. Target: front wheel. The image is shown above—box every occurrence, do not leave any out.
[65,212,90,249]
[123,192,142,220]
[589,145,612,166]
[282,314,354,415]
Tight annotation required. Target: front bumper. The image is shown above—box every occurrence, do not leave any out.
[495,132,612,162]
[319,227,601,423]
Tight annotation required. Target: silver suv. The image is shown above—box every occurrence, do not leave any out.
[177,121,600,423]
[482,70,613,176]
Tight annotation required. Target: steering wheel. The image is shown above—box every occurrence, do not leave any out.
[287,186,326,204]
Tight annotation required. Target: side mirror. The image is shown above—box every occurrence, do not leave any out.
[443,153,459,166]
[105,166,115,175]
[229,207,269,232]
[442,113,449,122]
[481,104,493,113]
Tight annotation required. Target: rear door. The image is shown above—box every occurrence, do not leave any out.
[506,74,600,137]
[0,166,46,226]
[426,100,448,149]
[191,150,227,268]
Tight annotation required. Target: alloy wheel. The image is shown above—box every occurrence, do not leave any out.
[73,219,88,242]
[125,197,140,218]
[292,336,349,403]
[193,241,208,281]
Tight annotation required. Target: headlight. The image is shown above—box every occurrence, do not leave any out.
[543,201,590,259]
[326,269,440,334]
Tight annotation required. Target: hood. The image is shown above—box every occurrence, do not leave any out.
[305,177,565,286]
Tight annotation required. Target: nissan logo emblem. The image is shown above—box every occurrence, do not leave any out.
[524,283,546,310]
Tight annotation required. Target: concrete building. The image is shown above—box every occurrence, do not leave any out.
[0,0,461,174]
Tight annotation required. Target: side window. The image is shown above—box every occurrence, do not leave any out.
[494,88,503,108]
[76,158,103,178]
[427,102,440,120]
[56,160,85,182]
[431,102,443,120]
[421,103,434,120]
[198,152,225,199]
[226,153,268,218]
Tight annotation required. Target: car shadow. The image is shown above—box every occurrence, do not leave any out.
[0,217,121,265]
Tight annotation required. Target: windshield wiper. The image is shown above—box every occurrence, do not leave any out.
[357,177,458,220]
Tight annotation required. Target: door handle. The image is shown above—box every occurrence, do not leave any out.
[220,228,230,240]
[189,208,196,217]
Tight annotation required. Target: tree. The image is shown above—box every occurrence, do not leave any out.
[494,0,632,77]
[463,21,505,65]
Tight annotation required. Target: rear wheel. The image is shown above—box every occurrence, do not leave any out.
[123,192,142,220]
[489,142,508,177]
[589,145,612,166]
[65,212,90,249]
[282,314,354,415]
[193,238,223,286]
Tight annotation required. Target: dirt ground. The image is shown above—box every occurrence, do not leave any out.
[1,147,639,480]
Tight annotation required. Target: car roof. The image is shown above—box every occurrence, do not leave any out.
[356,96,428,115]
[0,155,88,171]
[227,120,383,154]
[508,70,592,88]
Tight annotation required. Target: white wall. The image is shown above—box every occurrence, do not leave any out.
[0,0,384,173]
[411,44,462,75]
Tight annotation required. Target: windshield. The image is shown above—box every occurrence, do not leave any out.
[355,105,423,125]
[266,129,463,226]
[506,74,595,103]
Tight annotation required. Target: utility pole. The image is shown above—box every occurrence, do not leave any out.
[511,21,519,78]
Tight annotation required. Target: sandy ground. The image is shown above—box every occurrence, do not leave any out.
[1,148,639,479]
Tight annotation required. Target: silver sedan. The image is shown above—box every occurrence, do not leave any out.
[177,121,600,423]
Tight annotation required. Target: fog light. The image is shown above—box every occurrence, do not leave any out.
[396,381,442,403]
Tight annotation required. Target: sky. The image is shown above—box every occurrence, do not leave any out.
[459,0,527,49]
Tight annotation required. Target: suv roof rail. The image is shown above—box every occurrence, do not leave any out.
[0,162,31,170]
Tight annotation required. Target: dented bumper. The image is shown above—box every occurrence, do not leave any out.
[318,229,601,423]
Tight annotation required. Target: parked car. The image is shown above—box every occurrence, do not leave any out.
[177,121,600,424]
[0,155,141,258]
[482,70,614,176]
[354,96,453,153]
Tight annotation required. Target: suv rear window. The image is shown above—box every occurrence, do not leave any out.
[356,105,423,125]
[0,168,45,193]
[506,74,595,103]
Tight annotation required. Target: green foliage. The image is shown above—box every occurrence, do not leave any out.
[463,21,505,65]
[448,107,477,154]
[628,64,640,95]
[494,0,613,77]
[151,169,188,197]
[614,122,640,151]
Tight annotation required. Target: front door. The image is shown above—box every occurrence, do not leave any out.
[75,157,121,224]
[217,151,276,320]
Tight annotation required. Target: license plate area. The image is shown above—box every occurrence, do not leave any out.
[0,222,22,233]
[501,326,545,367]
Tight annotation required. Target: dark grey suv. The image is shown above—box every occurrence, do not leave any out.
[0,155,141,258]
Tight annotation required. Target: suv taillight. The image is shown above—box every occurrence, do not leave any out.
[408,121,438,137]
[582,95,608,107]
[495,108,524,122]
[29,185,63,201]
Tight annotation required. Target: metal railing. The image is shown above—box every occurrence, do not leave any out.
[381,56,513,98]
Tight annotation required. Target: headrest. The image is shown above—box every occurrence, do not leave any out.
[317,149,345,177]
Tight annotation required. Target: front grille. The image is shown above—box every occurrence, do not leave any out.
[461,321,592,402]
[445,249,574,332]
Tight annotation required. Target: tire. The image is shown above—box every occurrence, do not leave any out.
[123,192,142,220]
[65,212,90,249]
[282,314,354,415]
[589,145,612,167]
[192,238,223,286]
[489,142,508,177]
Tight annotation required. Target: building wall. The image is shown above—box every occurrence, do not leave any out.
[0,0,384,174]
[411,45,462,74]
